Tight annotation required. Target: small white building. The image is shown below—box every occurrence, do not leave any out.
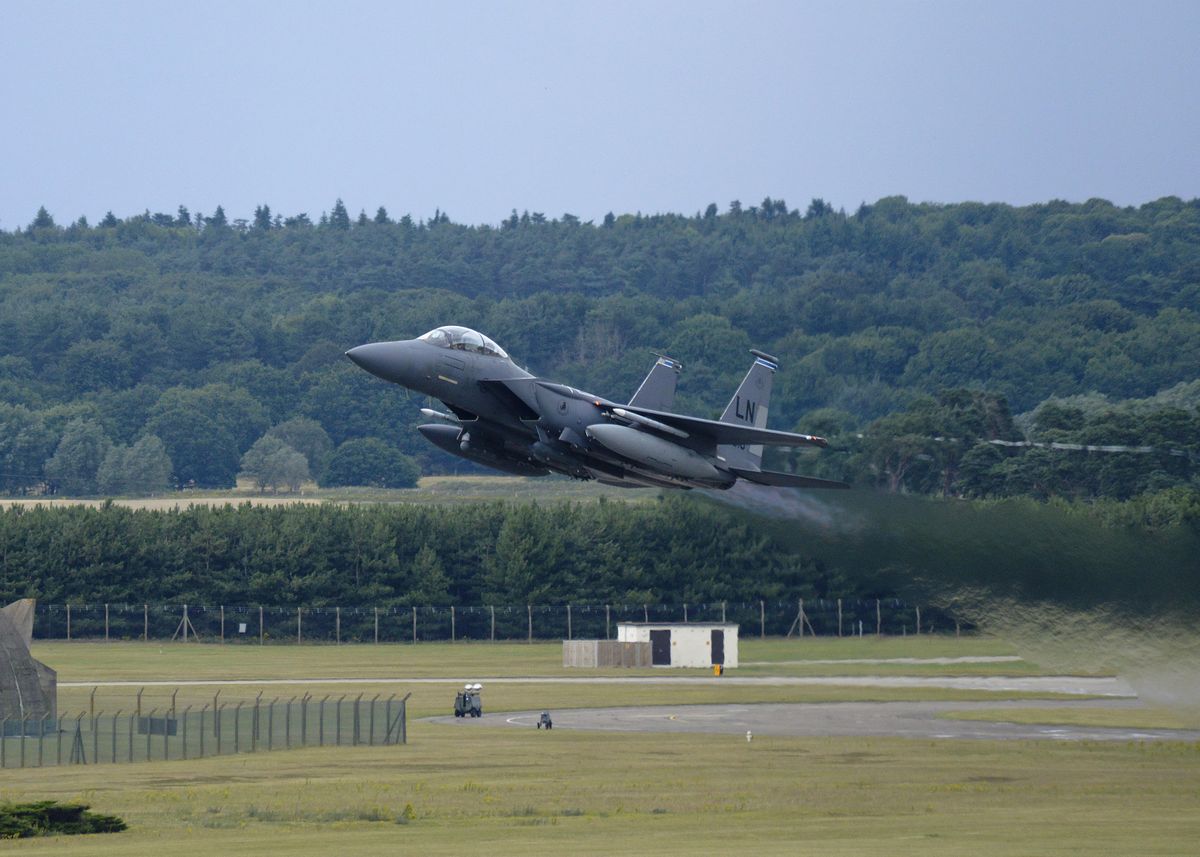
[615,622,738,668]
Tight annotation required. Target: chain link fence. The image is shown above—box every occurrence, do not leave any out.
[0,693,408,769]
[32,600,963,643]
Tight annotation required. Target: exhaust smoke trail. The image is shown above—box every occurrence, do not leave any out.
[700,482,860,533]
[694,489,1200,721]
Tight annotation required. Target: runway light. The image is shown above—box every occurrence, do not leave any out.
[746,730,752,743]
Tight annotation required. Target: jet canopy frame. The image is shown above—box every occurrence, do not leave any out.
[418,326,509,360]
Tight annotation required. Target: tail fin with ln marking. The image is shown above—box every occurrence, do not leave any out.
[717,349,777,470]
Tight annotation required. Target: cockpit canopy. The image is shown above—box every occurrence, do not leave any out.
[418,326,509,360]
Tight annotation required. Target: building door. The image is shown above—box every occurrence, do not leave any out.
[650,629,671,665]
[711,629,725,666]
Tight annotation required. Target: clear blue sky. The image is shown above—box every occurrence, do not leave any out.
[2,0,1198,230]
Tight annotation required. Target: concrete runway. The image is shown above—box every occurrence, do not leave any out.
[428,700,1200,742]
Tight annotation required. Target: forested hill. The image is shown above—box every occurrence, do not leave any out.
[1,197,1198,499]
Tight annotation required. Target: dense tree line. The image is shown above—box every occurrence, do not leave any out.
[2,490,1191,612]
[1,196,1198,501]
[0,498,840,606]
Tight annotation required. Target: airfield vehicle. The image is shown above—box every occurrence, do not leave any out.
[454,683,483,718]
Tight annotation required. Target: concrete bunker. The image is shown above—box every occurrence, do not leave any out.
[1,599,57,733]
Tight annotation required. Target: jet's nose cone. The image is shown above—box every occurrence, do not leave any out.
[345,341,410,382]
[345,343,378,370]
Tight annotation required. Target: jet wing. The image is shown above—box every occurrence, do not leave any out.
[618,405,828,448]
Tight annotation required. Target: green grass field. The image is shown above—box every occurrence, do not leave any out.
[6,639,1198,855]
[39,637,1068,718]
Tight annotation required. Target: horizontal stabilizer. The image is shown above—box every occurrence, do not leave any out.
[729,468,850,490]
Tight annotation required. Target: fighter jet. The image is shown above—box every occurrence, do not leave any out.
[346,326,848,490]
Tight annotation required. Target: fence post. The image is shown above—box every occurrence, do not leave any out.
[183,604,188,642]
[336,697,343,746]
[181,707,189,760]
[837,598,843,638]
[249,686,259,748]
[683,603,688,623]
[112,710,120,764]
[412,606,417,643]
[146,708,154,761]
[605,604,610,640]
[401,693,410,745]
[567,604,572,640]
[374,607,379,644]
[369,694,378,746]
[336,607,341,645]
[490,605,495,642]
[301,695,309,745]
[916,606,921,635]
[144,604,148,641]
[221,605,225,643]
[105,603,109,641]
[297,607,302,644]
[320,696,327,746]
[0,717,6,768]
[876,599,882,636]
[67,604,71,641]
[759,601,765,639]
[527,604,532,643]
[451,606,456,643]
[259,605,264,645]
[798,598,804,638]
[73,713,86,765]
[722,601,727,622]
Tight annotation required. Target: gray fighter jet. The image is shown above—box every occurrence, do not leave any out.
[346,326,848,490]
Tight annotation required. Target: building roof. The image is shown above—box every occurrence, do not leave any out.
[616,621,739,629]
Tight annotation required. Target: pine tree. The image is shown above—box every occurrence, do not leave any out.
[329,199,351,230]
[30,207,56,229]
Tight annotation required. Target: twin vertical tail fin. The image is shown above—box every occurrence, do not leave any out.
[717,350,777,470]
[628,355,682,410]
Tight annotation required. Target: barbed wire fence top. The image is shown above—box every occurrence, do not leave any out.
[33,599,962,644]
